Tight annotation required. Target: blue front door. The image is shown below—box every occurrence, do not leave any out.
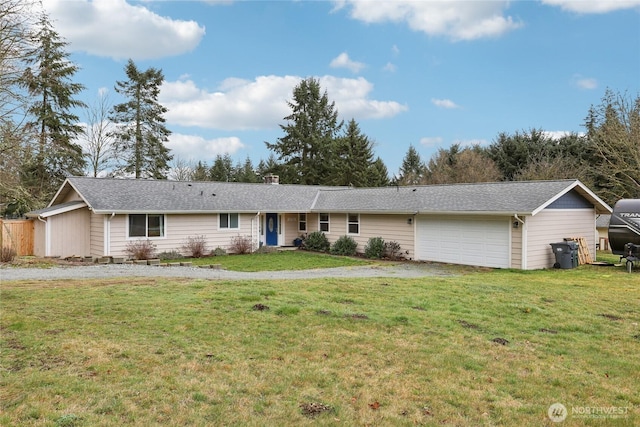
[266,213,278,246]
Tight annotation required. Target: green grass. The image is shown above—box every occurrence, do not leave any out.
[183,250,374,271]
[1,256,638,426]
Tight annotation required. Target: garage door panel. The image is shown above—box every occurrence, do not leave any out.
[416,216,510,268]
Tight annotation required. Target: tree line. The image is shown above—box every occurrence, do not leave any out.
[1,0,638,217]
[395,90,639,206]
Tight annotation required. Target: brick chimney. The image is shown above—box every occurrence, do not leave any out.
[263,173,279,185]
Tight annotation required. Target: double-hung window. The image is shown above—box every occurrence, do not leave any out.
[319,213,330,232]
[220,213,239,229]
[299,213,307,232]
[129,214,165,238]
[347,213,359,235]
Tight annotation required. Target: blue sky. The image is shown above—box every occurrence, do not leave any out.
[42,0,640,177]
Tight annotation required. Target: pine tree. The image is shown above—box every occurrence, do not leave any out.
[209,153,234,182]
[235,156,259,183]
[265,78,343,184]
[369,157,390,187]
[192,161,209,181]
[333,119,377,186]
[256,153,282,182]
[110,59,172,179]
[396,144,425,185]
[20,12,86,202]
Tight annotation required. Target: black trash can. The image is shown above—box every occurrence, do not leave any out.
[550,242,577,269]
[567,241,579,268]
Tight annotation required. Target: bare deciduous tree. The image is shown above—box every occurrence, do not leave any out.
[82,90,116,177]
[168,157,195,181]
[0,0,36,126]
[586,89,640,204]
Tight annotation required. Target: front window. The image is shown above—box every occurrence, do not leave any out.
[319,213,329,232]
[299,213,307,232]
[347,213,359,234]
[220,213,239,229]
[129,214,164,238]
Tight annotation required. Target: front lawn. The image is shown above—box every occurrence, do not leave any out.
[185,249,374,271]
[1,260,638,426]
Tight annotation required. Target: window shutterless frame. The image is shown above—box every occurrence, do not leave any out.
[128,214,165,238]
[319,213,330,233]
[219,213,239,229]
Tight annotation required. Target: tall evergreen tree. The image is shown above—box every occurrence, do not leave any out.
[396,144,425,185]
[369,157,390,187]
[265,78,343,184]
[20,12,86,203]
[209,153,234,182]
[256,153,282,182]
[486,128,555,181]
[192,161,209,181]
[235,156,259,183]
[333,119,377,187]
[110,59,172,179]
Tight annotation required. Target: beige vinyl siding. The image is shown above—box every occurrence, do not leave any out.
[90,213,104,257]
[305,213,319,233]
[60,191,83,203]
[511,216,523,269]
[32,219,46,257]
[323,214,414,259]
[526,209,596,269]
[108,215,127,256]
[49,208,91,258]
[283,214,301,246]
[107,213,259,257]
[329,213,347,236]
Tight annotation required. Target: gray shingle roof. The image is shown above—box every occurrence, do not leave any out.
[51,177,610,215]
[26,200,87,218]
[60,177,335,213]
[312,180,591,214]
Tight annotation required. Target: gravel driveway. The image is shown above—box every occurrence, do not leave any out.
[1,262,453,282]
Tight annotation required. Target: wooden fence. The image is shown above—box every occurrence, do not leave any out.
[0,219,34,256]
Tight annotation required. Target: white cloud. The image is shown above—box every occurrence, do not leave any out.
[330,52,366,73]
[334,0,523,41]
[166,133,244,162]
[160,75,408,130]
[383,62,397,72]
[431,98,460,109]
[42,0,205,60]
[420,137,443,147]
[571,74,598,90]
[541,0,640,14]
[543,130,584,140]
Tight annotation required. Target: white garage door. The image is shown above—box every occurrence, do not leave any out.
[416,216,510,268]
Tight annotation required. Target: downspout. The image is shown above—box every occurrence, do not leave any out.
[37,215,49,257]
[514,214,527,270]
[254,212,261,251]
